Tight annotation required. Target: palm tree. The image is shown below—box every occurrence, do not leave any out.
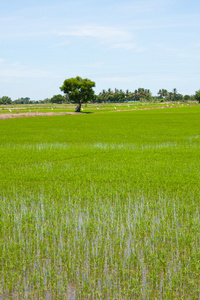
[173,88,177,101]
[169,92,173,101]
[158,89,162,98]
[173,88,177,96]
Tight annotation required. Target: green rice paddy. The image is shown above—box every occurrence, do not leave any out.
[0,101,198,115]
[0,105,200,299]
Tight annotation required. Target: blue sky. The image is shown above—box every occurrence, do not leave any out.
[0,0,200,100]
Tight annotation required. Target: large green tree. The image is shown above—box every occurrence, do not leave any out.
[60,76,95,112]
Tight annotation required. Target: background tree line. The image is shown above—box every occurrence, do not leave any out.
[1,88,200,105]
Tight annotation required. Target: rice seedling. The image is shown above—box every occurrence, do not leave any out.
[0,107,200,299]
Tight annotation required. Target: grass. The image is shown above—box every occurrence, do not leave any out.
[0,106,200,299]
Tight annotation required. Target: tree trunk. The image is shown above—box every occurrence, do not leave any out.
[75,100,81,112]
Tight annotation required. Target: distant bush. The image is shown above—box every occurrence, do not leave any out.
[184,95,191,101]
[0,96,12,105]
[50,94,65,104]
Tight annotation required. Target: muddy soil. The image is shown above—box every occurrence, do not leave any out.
[0,112,78,120]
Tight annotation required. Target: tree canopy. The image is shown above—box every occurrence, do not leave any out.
[60,76,95,111]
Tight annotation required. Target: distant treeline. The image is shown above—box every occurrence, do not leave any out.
[0,88,199,105]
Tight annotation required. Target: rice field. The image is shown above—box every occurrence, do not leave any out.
[0,106,200,299]
[0,101,198,116]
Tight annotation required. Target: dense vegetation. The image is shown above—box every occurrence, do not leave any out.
[0,106,200,299]
[1,88,200,105]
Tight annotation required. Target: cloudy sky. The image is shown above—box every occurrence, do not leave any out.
[0,0,200,100]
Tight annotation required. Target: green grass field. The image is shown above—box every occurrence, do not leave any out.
[0,105,200,299]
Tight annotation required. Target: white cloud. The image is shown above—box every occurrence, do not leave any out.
[0,61,58,79]
[55,25,130,39]
[0,31,50,39]
[54,25,134,50]
[153,43,200,60]
[52,40,70,48]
